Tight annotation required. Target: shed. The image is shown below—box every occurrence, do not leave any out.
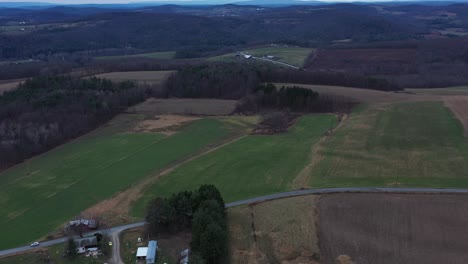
[136,247,148,259]
[146,240,158,264]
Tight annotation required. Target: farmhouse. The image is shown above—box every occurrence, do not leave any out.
[135,240,158,264]
[74,236,98,254]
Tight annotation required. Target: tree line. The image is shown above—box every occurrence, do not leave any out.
[146,185,228,264]
[236,83,356,114]
[0,75,155,170]
[165,62,261,99]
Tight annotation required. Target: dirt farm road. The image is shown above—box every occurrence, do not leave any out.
[4,187,468,262]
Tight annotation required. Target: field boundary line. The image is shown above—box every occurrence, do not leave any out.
[291,114,347,189]
[225,187,468,207]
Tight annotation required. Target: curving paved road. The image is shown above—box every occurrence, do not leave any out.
[238,52,300,69]
[3,187,468,260]
[253,56,300,69]
[0,222,145,261]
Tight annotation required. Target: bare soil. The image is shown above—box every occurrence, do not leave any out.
[130,98,238,116]
[276,83,440,103]
[318,193,468,264]
[132,114,200,134]
[92,71,174,85]
[443,96,468,136]
[311,48,417,67]
[0,81,21,94]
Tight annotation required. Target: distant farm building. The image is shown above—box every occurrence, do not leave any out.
[136,240,158,264]
[69,219,98,229]
[235,51,252,59]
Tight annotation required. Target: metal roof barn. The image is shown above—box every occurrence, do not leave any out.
[146,240,157,264]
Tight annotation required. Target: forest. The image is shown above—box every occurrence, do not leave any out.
[0,4,419,60]
[0,76,154,169]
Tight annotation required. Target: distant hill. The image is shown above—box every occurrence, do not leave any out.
[0,4,417,59]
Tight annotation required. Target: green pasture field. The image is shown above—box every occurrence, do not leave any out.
[209,46,314,67]
[95,51,176,60]
[0,116,246,250]
[309,101,468,187]
[132,114,337,217]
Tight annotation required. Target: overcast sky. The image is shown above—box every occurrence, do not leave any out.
[1,0,414,4]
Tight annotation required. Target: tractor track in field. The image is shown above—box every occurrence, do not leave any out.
[80,134,248,226]
[292,114,348,189]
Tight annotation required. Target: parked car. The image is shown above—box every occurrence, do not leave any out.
[30,242,40,247]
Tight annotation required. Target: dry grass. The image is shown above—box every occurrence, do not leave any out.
[132,114,200,134]
[92,71,174,85]
[0,81,21,94]
[407,86,468,96]
[277,83,441,103]
[228,195,320,264]
[292,114,347,189]
[130,98,238,116]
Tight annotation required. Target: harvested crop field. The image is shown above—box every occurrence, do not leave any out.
[407,86,468,96]
[229,195,319,264]
[130,98,238,116]
[444,96,468,136]
[95,51,176,60]
[318,193,468,264]
[132,114,200,134]
[0,81,21,94]
[276,83,439,103]
[311,48,417,67]
[92,70,174,85]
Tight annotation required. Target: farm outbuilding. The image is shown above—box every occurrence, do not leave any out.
[136,247,148,259]
[69,219,98,229]
[74,236,98,254]
[146,240,158,264]
[135,241,158,264]
[74,236,97,248]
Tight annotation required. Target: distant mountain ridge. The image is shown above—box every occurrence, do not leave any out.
[1,0,467,9]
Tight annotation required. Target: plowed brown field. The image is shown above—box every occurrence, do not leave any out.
[318,193,468,264]
[0,81,21,94]
[276,83,440,103]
